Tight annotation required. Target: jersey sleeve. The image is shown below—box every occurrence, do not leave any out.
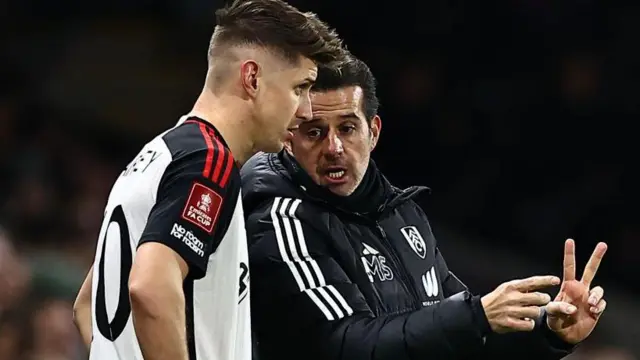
[139,144,239,279]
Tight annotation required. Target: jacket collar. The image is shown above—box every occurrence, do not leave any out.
[279,151,398,217]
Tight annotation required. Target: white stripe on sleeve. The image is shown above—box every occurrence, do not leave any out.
[269,197,354,320]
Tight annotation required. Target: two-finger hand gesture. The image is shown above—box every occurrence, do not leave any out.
[546,239,608,344]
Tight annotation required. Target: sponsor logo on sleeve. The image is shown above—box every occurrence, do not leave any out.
[181,182,222,233]
[170,223,205,257]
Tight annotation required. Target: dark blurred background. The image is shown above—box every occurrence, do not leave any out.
[0,0,637,359]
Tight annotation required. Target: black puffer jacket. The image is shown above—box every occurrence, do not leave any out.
[241,151,573,360]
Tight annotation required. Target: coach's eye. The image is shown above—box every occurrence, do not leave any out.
[341,125,356,134]
[307,128,322,139]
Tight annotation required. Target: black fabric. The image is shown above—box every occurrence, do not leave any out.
[241,152,574,360]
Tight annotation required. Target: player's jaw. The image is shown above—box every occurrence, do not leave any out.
[281,116,305,142]
[255,116,300,153]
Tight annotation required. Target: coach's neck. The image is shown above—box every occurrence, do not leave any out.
[191,91,255,167]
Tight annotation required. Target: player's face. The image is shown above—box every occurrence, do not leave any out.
[253,56,317,153]
[288,86,381,196]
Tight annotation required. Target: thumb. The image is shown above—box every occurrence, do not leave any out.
[546,301,577,317]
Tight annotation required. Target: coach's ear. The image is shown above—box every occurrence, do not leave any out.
[284,131,293,153]
[369,115,381,151]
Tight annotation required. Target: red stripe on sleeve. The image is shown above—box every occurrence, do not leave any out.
[211,139,227,184]
[198,123,214,178]
[219,143,234,188]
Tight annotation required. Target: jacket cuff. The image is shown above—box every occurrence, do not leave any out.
[405,291,488,358]
[470,294,492,336]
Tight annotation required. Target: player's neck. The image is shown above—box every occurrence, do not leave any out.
[190,93,255,167]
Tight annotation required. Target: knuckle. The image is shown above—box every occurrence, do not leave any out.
[524,293,539,305]
[515,293,529,304]
[504,281,516,291]
[506,292,519,303]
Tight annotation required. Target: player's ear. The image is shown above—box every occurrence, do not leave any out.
[240,60,260,98]
[369,115,381,151]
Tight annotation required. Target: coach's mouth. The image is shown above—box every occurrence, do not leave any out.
[322,167,348,185]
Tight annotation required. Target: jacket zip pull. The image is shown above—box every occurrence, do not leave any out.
[375,223,385,238]
[375,222,421,307]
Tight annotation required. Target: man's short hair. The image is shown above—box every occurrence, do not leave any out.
[211,0,345,67]
[313,55,379,122]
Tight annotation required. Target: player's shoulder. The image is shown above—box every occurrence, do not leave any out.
[158,115,240,193]
[161,115,233,161]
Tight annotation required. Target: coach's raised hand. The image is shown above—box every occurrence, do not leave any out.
[546,239,608,344]
[481,275,560,333]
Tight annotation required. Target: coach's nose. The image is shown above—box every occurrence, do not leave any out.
[324,129,344,157]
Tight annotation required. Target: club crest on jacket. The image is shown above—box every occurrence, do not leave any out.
[400,226,427,259]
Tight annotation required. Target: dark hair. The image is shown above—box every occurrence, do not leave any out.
[211,0,345,67]
[313,54,379,121]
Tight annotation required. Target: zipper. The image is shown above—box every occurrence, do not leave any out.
[374,222,421,308]
[302,191,427,308]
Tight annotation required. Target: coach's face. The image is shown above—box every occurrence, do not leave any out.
[288,86,381,196]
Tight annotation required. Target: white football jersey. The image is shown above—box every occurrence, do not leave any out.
[89,115,251,360]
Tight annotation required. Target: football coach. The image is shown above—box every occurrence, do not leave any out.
[241,54,608,360]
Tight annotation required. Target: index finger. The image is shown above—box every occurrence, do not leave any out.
[563,239,576,282]
[581,242,608,286]
[512,275,561,292]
